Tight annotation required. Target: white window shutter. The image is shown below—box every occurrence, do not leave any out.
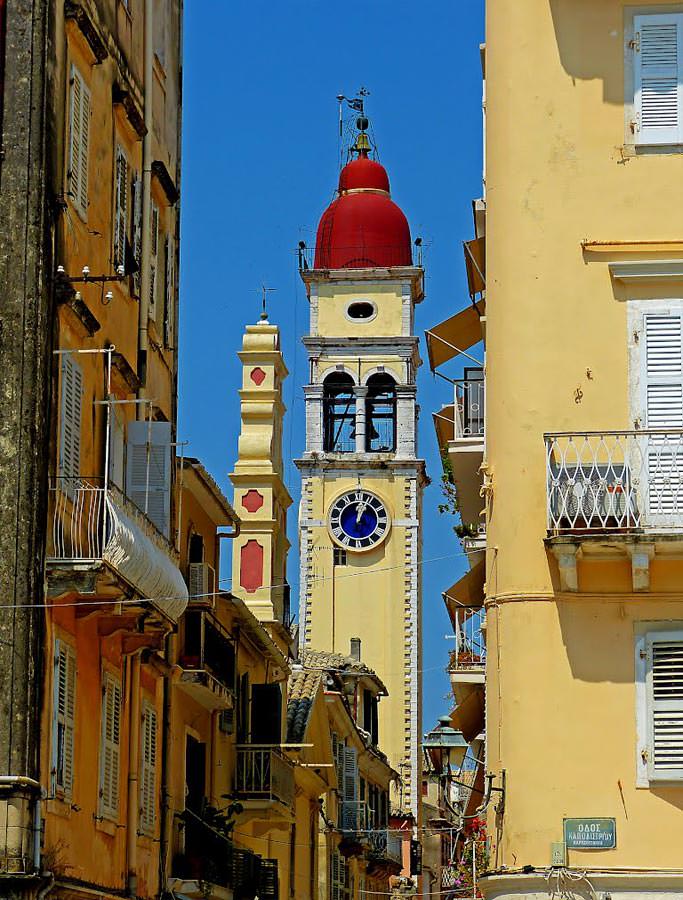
[99,674,122,819]
[126,420,172,537]
[59,355,83,491]
[131,177,143,296]
[139,703,157,834]
[68,65,90,216]
[114,147,129,270]
[634,13,683,145]
[52,639,76,797]
[109,406,125,490]
[646,631,683,782]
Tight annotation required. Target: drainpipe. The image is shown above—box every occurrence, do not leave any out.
[137,0,153,401]
[159,632,177,891]
[126,653,142,897]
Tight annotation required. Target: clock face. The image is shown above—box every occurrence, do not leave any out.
[328,490,390,551]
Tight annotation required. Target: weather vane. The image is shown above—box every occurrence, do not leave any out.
[337,86,370,136]
[259,284,276,321]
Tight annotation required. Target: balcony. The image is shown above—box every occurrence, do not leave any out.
[367,830,403,877]
[546,430,683,590]
[170,808,278,900]
[235,746,295,818]
[434,369,485,538]
[178,610,236,710]
[340,799,370,833]
[47,477,187,622]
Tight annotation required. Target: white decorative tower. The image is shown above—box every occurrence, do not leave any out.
[296,120,425,818]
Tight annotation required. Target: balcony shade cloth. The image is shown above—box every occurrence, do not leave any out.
[432,405,455,451]
[104,494,188,623]
[450,690,485,744]
[425,300,485,370]
[443,559,485,629]
[463,237,486,297]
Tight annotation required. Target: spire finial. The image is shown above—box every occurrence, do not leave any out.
[337,87,374,158]
[259,284,276,322]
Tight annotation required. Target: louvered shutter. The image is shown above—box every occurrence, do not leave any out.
[646,631,683,782]
[109,407,125,489]
[131,177,143,296]
[634,14,683,146]
[52,639,76,797]
[164,234,175,347]
[126,420,172,537]
[330,852,341,900]
[139,703,157,834]
[59,355,83,493]
[642,310,683,523]
[342,746,358,804]
[68,65,90,216]
[114,147,129,270]
[149,202,159,313]
[99,674,122,819]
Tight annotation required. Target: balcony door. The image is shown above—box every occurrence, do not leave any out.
[185,734,206,813]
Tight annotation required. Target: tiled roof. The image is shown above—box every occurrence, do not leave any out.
[286,668,323,743]
[300,648,387,694]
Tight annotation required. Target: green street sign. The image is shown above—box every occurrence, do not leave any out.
[563,818,616,850]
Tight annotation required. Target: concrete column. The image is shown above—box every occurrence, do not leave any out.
[395,386,417,459]
[304,384,324,453]
[354,386,368,453]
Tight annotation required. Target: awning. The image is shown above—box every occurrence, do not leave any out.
[443,559,485,628]
[450,690,485,743]
[432,404,455,451]
[463,236,486,297]
[425,300,485,370]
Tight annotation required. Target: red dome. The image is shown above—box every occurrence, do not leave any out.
[314,155,412,269]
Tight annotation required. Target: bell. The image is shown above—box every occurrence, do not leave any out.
[368,424,379,440]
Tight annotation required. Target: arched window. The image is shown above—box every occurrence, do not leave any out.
[323,372,356,452]
[366,374,396,452]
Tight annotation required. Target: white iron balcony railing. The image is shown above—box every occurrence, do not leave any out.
[546,430,683,533]
[235,746,295,810]
[449,607,486,671]
[48,477,187,622]
[454,369,485,440]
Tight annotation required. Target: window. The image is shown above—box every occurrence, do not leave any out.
[330,851,350,900]
[126,420,172,537]
[59,354,83,492]
[346,300,376,321]
[333,547,347,567]
[366,373,396,452]
[139,702,158,834]
[68,64,90,217]
[323,373,356,452]
[99,673,122,819]
[636,629,683,783]
[52,639,76,798]
[113,146,129,271]
[631,13,683,146]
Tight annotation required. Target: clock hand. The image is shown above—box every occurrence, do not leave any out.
[355,501,366,525]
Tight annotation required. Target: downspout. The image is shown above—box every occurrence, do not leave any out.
[126,653,142,897]
[137,0,153,402]
[160,631,177,891]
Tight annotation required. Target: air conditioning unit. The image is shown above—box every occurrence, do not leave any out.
[550,464,638,528]
[187,562,216,608]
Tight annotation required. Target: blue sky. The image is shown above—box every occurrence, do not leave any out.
[179,1,485,731]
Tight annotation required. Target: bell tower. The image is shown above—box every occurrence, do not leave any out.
[296,117,425,817]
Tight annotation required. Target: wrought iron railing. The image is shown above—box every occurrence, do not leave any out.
[369,830,403,865]
[448,607,486,671]
[546,430,683,533]
[297,243,420,271]
[454,370,485,439]
[174,807,234,889]
[340,800,370,833]
[179,610,236,692]
[235,746,295,810]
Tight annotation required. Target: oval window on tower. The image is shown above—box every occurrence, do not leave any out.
[346,300,377,322]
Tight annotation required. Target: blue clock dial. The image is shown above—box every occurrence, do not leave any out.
[328,490,390,551]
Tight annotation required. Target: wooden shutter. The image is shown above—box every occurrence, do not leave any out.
[114,147,129,270]
[68,65,90,216]
[642,310,683,521]
[99,674,122,819]
[149,202,159,313]
[646,631,683,782]
[342,746,358,803]
[52,639,76,797]
[164,234,175,347]
[634,13,683,146]
[131,177,143,295]
[330,851,341,900]
[59,354,83,490]
[139,703,157,834]
[126,420,172,537]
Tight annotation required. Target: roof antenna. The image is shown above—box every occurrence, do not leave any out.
[259,284,276,322]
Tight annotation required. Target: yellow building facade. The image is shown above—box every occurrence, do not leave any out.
[296,132,426,823]
[432,3,683,900]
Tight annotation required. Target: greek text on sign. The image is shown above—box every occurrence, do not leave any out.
[563,818,616,850]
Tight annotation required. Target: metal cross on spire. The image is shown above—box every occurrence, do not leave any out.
[260,284,276,321]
